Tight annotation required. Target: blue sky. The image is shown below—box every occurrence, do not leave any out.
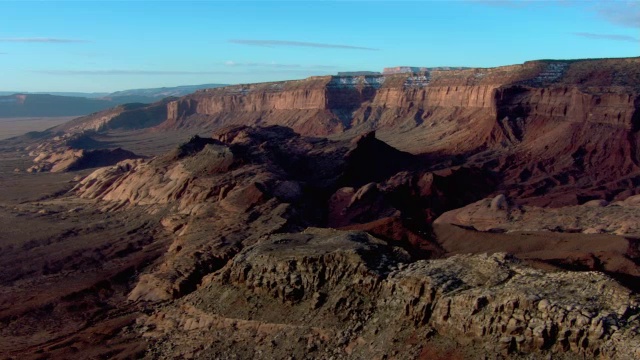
[0,0,638,92]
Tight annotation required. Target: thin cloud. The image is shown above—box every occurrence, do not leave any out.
[32,67,335,79]
[224,61,302,68]
[313,65,341,69]
[471,0,640,28]
[33,69,338,76]
[34,70,232,76]
[572,32,638,43]
[259,69,336,76]
[596,1,640,28]
[229,39,379,51]
[0,37,90,43]
[77,52,106,58]
[469,0,538,8]
[224,61,339,70]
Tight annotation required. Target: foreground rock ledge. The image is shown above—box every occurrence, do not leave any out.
[138,228,640,359]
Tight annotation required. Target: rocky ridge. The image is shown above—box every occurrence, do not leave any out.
[25,133,141,173]
[60,124,640,358]
[138,229,640,359]
[436,194,640,236]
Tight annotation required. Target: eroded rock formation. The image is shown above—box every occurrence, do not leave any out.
[139,229,640,359]
[61,122,640,358]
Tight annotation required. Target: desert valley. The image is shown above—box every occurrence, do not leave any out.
[0,57,639,359]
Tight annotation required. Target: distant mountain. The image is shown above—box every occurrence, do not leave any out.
[0,94,124,118]
[0,84,228,118]
[0,84,227,101]
[106,84,227,99]
[0,91,109,98]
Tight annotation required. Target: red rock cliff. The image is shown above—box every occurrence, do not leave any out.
[160,58,640,149]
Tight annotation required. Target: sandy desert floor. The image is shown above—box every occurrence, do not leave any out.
[0,133,178,358]
[0,117,77,140]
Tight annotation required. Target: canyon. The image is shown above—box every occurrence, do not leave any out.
[1,57,640,359]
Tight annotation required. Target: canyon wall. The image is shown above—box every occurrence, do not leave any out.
[157,59,639,151]
[53,58,640,149]
[495,86,639,129]
[35,58,640,205]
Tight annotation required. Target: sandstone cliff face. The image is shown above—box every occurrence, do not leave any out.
[31,59,640,157]
[38,60,635,153]
[159,73,505,139]
[491,88,640,206]
[496,87,638,129]
[158,59,638,140]
[369,85,497,109]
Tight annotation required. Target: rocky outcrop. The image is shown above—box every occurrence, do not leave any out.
[386,253,640,358]
[433,195,640,291]
[53,101,170,134]
[435,195,640,236]
[138,228,640,359]
[27,147,141,173]
[73,126,501,303]
[74,126,351,302]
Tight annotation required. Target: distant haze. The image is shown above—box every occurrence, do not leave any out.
[0,83,227,118]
